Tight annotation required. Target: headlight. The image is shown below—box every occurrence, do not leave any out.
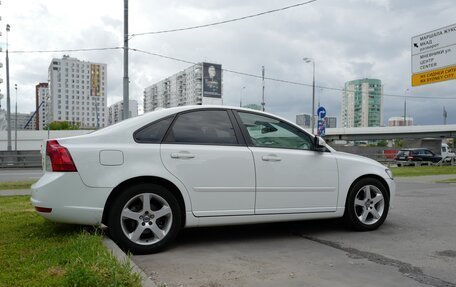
[385,168,394,180]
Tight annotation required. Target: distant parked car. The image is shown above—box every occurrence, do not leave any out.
[395,148,442,166]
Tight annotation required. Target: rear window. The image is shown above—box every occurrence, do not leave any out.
[134,116,173,143]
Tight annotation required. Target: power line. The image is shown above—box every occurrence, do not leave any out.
[6,47,123,53]
[130,0,318,38]
[130,48,197,65]
[3,46,456,101]
[129,47,456,101]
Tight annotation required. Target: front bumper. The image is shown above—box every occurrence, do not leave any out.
[31,172,112,225]
[385,177,396,208]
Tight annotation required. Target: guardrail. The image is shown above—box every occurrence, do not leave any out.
[0,151,42,168]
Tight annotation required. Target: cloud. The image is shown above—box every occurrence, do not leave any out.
[1,0,456,126]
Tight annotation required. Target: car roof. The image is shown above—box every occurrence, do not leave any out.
[66,105,315,144]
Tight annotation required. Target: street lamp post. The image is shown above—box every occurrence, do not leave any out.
[14,84,17,151]
[122,0,129,121]
[404,88,409,126]
[303,58,316,134]
[239,86,245,107]
[5,24,12,151]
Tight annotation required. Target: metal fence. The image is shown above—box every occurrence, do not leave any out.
[0,150,42,168]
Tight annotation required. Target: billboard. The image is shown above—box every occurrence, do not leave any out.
[90,64,103,97]
[202,63,222,98]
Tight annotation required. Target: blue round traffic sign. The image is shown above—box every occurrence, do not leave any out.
[317,106,326,119]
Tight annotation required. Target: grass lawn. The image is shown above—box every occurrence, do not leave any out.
[391,165,456,177]
[0,196,141,287]
[0,180,37,190]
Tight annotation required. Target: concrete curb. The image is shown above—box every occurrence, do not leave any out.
[0,189,31,196]
[394,174,456,183]
[103,237,156,287]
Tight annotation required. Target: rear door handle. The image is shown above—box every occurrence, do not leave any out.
[170,152,196,159]
[262,155,282,162]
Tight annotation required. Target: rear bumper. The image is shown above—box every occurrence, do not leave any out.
[31,172,112,225]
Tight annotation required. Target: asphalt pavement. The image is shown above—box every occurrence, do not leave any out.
[133,177,456,287]
[2,170,455,286]
[0,169,43,182]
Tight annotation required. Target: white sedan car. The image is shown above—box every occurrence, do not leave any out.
[32,106,395,254]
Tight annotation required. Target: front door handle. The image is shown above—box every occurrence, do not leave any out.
[170,152,196,159]
[262,155,282,162]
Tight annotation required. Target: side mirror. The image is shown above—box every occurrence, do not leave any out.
[314,136,327,152]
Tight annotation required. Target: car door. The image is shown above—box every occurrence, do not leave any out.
[235,111,339,215]
[160,109,256,217]
[424,149,440,162]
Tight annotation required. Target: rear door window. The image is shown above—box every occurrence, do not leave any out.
[165,110,239,145]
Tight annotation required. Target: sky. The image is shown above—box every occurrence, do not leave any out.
[1,0,455,126]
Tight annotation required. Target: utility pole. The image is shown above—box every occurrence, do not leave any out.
[14,84,17,151]
[123,0,130,121]
[404,88,408,126]
[303,58,316,134]
[6,24,12,151]
[443,106,447,125]
[239,86,245,107]
[261,66,265,111]
[311,61,315,134]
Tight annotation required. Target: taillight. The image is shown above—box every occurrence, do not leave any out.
[46,140,77,172]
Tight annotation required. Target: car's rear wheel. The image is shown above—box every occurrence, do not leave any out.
[107,183,181,254]
[344,178,389,231]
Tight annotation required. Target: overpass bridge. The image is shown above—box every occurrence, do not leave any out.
[324,124,456,141]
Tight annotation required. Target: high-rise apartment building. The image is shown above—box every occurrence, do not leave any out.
[296,113,312,128]
[242,104,262,111]
[324,116,337,128]
[108,100,138,125]
[341,78,383,128]
[47,55,107,128]
[10,112,35,130]
[144,62,222,112]
[35,83,48,130]
[388,117,413,127]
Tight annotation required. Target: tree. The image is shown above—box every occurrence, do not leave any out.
[377,140,388,147]
[46,121,80,130]
[393,139,404,148]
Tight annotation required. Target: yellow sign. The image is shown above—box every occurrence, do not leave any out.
[412,65,456,86]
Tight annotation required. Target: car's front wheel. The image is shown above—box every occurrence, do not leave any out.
[107,183,181,254]
[344,178,389,231]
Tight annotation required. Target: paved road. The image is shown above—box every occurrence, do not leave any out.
[133,178,456,287]
[0,169,43,182]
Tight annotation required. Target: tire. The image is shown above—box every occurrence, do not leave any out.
[107,183,182,254]
[344,178,389,231]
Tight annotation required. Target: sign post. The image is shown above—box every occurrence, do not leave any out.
[317,106,326,136]
[411,23,456,86]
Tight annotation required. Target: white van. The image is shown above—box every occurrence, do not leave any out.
[442,143,455,163]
